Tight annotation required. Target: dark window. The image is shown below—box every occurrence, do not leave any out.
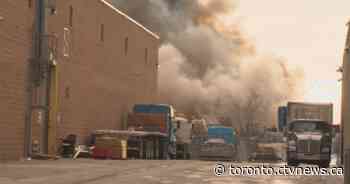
[124,37,128,55]
[145,48,148,64]
[177,121,181,129]
[28,0,32,8]
[65,87,70,99]
[69,6,73,27]
[100,24,104,42]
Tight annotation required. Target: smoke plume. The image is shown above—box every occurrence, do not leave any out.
[111,0,304,129]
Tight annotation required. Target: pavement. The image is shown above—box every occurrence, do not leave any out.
[0,159,344,184]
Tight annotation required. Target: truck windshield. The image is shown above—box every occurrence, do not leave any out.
[289,121,330,133]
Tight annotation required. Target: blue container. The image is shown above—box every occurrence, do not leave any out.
[133,104,174,115]
[278,106,288,131]
[207,126,236,145]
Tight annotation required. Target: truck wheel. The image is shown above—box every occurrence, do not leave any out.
[287,160,299,167]
[319,161,330,168]
[168,153,176,160]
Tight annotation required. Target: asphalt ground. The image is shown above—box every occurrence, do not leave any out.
[0,159,344,184]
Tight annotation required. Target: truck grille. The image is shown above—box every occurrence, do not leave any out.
[297,140,320,153]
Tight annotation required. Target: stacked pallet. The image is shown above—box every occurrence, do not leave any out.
[93,135,127,160]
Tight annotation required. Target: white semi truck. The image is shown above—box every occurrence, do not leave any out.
[285,102,333,167]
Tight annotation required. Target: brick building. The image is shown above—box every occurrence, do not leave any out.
[0,1,35,160]
[0,0,159,160]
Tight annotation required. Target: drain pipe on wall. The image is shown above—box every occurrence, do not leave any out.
[24,0,47,159]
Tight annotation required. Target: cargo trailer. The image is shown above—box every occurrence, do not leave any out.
[199,126,237,161]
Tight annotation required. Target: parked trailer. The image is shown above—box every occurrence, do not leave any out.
[207,126,237,144]
[131,104,176,159]
[190,119,208,159]
[199,126,237,161]
[91,104,176,160]
[92,130,167,160]
[287,102,333,123]
[173,116,192,159]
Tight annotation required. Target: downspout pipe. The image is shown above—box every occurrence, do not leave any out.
[24,0,47,159]
[37,0,46,58]
[37,0,50,155]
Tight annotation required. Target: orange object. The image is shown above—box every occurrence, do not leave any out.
[127,113,167,133]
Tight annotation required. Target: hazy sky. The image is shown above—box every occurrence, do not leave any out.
[236,0,350,123]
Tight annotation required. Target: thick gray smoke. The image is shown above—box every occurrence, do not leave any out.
[110,0,304,130]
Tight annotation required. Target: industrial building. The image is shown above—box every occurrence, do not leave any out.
[0,1,35,160]
[0,0,159,160]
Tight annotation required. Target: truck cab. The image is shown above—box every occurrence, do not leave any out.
[173,116,192,159]
[199,126,237,161]
[132,104,176,159]
[286,119,332,167]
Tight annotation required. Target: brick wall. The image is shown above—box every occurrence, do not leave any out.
[0,0,35,160]
[0,0,159,159]
[47,0,159,144]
